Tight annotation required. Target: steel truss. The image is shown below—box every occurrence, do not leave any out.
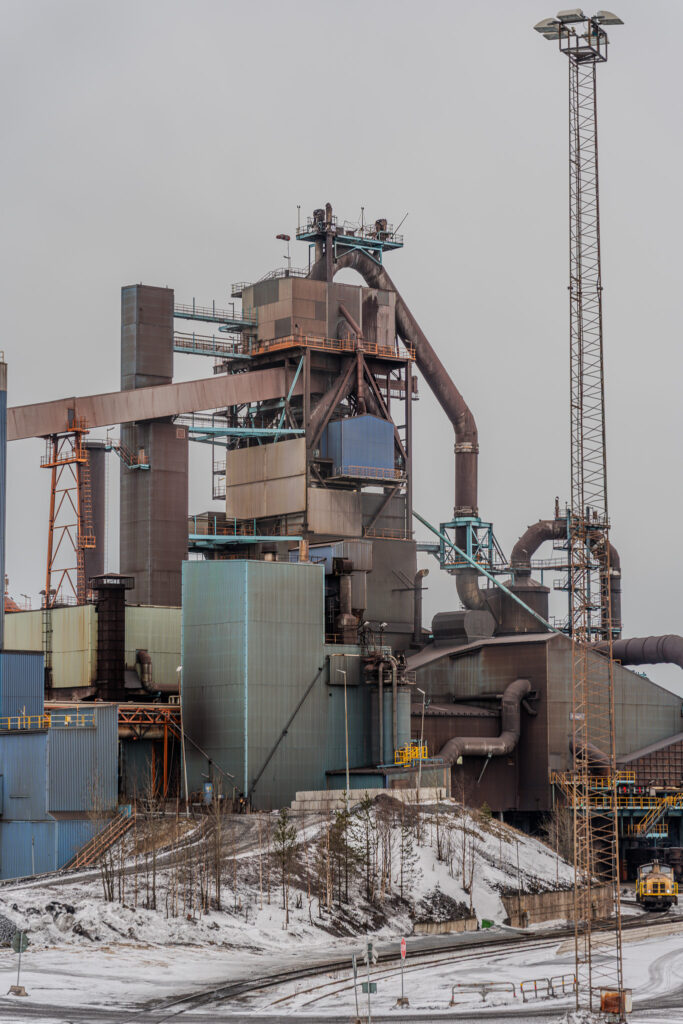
[41,420,96,607]
[560,18,624,1014]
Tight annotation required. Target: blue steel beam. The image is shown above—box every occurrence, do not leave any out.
[413,510,561,635]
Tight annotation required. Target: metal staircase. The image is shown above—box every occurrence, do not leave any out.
[65,810,135,870]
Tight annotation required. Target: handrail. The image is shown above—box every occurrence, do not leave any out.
[450,981,516,1004]
[0,712,96,731]
[247,333,414,361]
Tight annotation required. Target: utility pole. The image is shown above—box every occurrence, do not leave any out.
[534,9,626,1017]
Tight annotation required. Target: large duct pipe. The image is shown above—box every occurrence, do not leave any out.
[438,678,531,764]
[511,519,622,637]
[594,635,683,671]
[309,247,485,611]
[0,357,6,651]
[136,649,180,695]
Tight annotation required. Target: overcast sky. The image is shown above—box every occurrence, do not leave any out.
[2,1,681,689]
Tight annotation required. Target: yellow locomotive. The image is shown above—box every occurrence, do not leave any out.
[636,860,678,910]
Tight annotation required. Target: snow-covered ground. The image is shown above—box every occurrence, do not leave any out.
[0,798,674,1021]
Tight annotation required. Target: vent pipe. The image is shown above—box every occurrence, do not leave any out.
[595,635,683,672]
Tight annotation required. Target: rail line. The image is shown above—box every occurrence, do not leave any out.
[111,908,677,1022]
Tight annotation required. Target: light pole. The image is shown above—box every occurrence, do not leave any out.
[417,687,426,792]
[337,668,350,803]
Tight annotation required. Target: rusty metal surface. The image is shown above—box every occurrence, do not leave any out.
[8,367,290,440]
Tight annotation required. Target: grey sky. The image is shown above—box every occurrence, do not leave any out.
[2,1,681,688]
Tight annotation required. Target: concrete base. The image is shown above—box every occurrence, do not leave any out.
[413,916,477,935]
[501,885,611,927]
[292,787,450,815]
[395,996,410,1007]
[8,985,27,996]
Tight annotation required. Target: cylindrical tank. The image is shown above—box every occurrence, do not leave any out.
[371,685,411,765]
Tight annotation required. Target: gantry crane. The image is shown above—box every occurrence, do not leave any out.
[534,8,628,1018]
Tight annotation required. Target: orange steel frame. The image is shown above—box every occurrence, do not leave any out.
[118,704,182,799]
[42,419,95,606]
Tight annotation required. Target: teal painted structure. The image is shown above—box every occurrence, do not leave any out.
[182,560,373,809]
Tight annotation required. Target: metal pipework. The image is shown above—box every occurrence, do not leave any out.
[511,518,622,637]
[136,649,180,695]
[594,635,683,672]
[310,246,483,609]
[438,678,531,764]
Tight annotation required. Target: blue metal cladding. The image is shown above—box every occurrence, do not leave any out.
[47,704,118,813]
[120,739,156,799]
[322,415,394,475]
[55,819,97,869]
[0,652,44,718]
[0,732,48,820]
[0,820,57,878]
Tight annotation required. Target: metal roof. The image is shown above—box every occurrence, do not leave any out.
[407,632,555,671]
[618,731,683,764]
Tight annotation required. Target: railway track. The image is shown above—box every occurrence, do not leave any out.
[108,907,679,1023]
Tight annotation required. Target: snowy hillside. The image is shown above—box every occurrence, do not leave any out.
[0,795,574,951]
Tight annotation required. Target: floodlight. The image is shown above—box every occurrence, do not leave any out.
[594,10,623,24]
[556,8,586,22]
[534,17,560,33]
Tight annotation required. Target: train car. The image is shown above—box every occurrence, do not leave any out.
[636,860,678,911]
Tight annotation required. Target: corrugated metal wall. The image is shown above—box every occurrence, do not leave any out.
[120,739,155,799]
[322,415,395,475]
[4,608,95,690]
[183,560,374,809]
[0,651,44,717]
[0,732,48,820]
[125,606,181,692]
[47,704,118,812]
[0,820,57,878]
[55,818,97,869]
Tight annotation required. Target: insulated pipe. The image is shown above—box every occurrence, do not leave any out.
[511,519,622,637]
[594,635,683,671]
[309,249,484,611]
[438,678,531,764]
[390,656,398,755]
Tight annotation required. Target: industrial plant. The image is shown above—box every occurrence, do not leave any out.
[0,191,676,882]
[0,33,675,997]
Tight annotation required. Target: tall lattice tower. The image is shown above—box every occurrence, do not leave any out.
[41,418,96,608]
[535,9,627,1017]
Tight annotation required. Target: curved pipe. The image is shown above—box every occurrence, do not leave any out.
[310,248,485,611]
[438,678,531,765]
[511,519,622,637]
[135,649,179,695]
[595,635,683,671]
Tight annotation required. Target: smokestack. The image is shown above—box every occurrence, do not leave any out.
[0,355,6,650]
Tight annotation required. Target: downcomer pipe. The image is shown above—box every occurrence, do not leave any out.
[309,247,485,611]
[438,678,531,764]
[511,519,622,637]
[594,635,683,671]
[136,649,180,695]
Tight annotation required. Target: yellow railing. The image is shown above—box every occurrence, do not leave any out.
[0,712,95,731]
[248,334,415,361]
[394,742,428,766]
